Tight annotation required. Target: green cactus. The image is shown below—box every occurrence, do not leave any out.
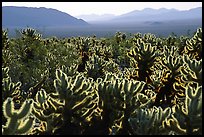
[31,89,64,134]
[153,49,186,107]
[142,33,157,47]
[128,106,172,135]
[2,67,23,108]
[181,55,202,85]
[184,28,202,60]
[2,97,34,135]
[2,29,9,49]
[85,54,106,80]
[21,28,42,41]
[127,39,159,83]
[54,69,100,134]
[60,64,79,77]
[163,83,202,135]
[123,67,139,80]
[96,72,155,135]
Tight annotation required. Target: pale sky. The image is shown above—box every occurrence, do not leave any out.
[2,2,202,16]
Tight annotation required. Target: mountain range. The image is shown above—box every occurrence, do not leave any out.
[78,7,202,25]
[2,6,89,28]
[2,6,202,28]
[2,6,202,38]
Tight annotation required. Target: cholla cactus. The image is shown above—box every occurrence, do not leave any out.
[181,55,202,85]
[163,83,202,135]
[161,46,180,62]
[97,72,155,134]
[31,89,64,134]
[128,106,171,135]
[142,33,157,47]
[127,39,159,82]
[2,97,34,135]
[85,54,117,80]
[2,29,9,49]
[184,28,202,60]
[133,32,142,40]
[2,67,23,107]
[86,54,105,79]
[54,69,100,134]
[21,28,42,41]
[115,32,123,44]
[60,64,79,77]
[153,52,186,107]
[123,67,138,80]
[165,35,178,47]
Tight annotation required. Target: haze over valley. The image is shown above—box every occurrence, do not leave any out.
[2,5,202,38]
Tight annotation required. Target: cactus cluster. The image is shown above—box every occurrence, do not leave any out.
[29,89,63,135]
[2,97,34,135]
[163,83,202,135]
[128,106,171,135]
[2,27,202,135]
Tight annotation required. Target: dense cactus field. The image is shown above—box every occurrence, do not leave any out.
[2,28,202,135]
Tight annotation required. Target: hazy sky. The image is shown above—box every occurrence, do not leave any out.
[2,2,202,16]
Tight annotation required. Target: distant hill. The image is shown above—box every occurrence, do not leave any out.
[81,7,202,25]
[2,6,89,28]
[108,7,202,24]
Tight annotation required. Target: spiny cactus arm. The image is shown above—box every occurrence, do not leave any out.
[129,106,172,135]
[72,75,84,91]
[33,101,42,110]
[2,67,9,78]
[61,64,79,76]
[166,84,202,135]
[137,93,149,103]
[15,116,35,135]
[112,80,125,102]
[183,55,202,72]
[131,81,146,98]
[161,107,171,121]
[182,55,202,84]
[80,105,97,120]
[72,79,93,97]
[17,99,33,119]
[54,69,71,99]
[136,93,154,108]
[164,55,181,71]
[47,96,64,111]
[2,97,14,118]
[32,108,50,121]
[128,108,156,135]
[2,112,19,135]
[35,89,47,105]
[28,75,47,99]
[163,118,186,135]
[49,92,60,99]
[71,96,93,112]
[185,84,202,116]
[2,77,22,99]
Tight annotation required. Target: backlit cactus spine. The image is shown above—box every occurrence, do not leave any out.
[2,97,34,135]
[2,29,9,49]
[181,55,202,85]
[184,28,202,60]
[127,39,159,83]
[164,83,202,135]
[31,89,64,135]
[97,72,155,135]
[54,69,99,134]
[2,67,23,109]
[128,106,171,135]
[153,47,185,107]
